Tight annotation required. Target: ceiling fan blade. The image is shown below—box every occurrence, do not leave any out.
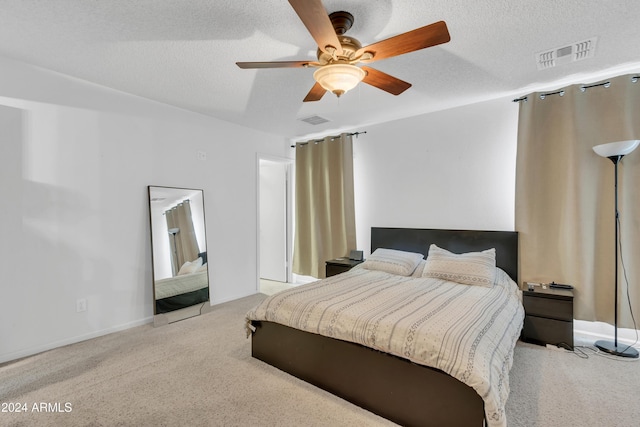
[361,66,411,95]
[288,0,343,56]
[303,82,327,102]
[357,21,450,62]
[236,61,312,69]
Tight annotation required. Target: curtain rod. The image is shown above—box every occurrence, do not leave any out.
[291,131,367,148]
[162,199,191,215]
[513,74,639,103]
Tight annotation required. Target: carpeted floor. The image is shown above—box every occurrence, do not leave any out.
[259,279,295,295]
[1,293,638,426]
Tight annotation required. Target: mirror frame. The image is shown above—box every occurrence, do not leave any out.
[148,185,212,326]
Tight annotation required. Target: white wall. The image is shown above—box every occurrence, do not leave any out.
[0,56,288,363]
[351,97,519,255]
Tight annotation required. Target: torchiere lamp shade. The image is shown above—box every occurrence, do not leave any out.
[593,140,640,158]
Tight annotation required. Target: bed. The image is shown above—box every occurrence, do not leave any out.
[154,269,209,313]
[154,252,209,314]
[246,227,523,427]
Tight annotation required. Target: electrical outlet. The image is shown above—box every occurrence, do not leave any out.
[76,298,87,312]
[196,150,207,161]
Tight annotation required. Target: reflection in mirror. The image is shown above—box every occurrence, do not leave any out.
[148,186,211,325]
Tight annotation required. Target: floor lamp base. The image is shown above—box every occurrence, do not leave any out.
[595,340,639,358]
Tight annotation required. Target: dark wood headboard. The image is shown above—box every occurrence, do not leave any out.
[370,227,519,283]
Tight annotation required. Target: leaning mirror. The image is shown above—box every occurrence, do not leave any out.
[148,186,211,326]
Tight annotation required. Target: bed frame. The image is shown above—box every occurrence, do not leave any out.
[251,227,519,427]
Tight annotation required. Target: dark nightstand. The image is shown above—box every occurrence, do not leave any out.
[521,284,574,349]
[325,258,364,277]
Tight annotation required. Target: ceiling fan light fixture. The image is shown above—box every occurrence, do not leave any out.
[313,64,365,97]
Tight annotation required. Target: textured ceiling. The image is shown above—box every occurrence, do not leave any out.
[0,0,639,139]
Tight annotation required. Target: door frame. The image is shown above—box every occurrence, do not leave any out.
[256,153,293,291]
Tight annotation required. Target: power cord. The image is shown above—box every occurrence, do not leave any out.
[553,342,590,359]
[549,343,640,362]
[567,345,590,359]
[577,345,640,362]
[547,342,640,362]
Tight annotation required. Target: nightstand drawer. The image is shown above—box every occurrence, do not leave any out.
[326,263,352,277]
[325,258,364,278]
[522,316,573,348]
[523,296,573,321]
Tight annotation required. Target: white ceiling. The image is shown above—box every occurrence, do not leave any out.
[1,0,639,139]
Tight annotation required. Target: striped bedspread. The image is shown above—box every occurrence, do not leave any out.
[154,270,208,299]
[246,266,524,427]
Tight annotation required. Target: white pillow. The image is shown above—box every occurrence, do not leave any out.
[410,260,426,278]
[177,257,203,276]
[361,248,424,276]
[422,244,496,287]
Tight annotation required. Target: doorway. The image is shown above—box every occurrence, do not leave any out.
[258,156,292,292]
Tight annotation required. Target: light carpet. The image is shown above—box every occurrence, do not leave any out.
[1,293,638,426]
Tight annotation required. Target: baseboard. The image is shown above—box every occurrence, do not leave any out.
[574,320,640,349]
[0,316,154,365]
[211,290,259,305]
[291,273,316,285]
[1,294,259,365]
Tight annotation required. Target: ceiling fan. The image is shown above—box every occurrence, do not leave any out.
[236,0,451,102]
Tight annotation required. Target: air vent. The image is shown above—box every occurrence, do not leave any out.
[150,197,166,202]
[300,115,330,125]
[536,37,597,70]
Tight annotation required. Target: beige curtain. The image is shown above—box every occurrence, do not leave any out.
[515,74,640,328]
[165,200,200,275]
[293,133,357,279]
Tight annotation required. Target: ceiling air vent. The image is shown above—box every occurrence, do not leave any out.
[536,37,597,70]
[300,115,330,125]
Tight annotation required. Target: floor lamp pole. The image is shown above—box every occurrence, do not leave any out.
[613,157,620,349]
[592,140,639,359]
[168,228,180,276]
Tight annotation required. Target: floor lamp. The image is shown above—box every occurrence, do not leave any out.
[592,139,639,358]
[168,228,180,276]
